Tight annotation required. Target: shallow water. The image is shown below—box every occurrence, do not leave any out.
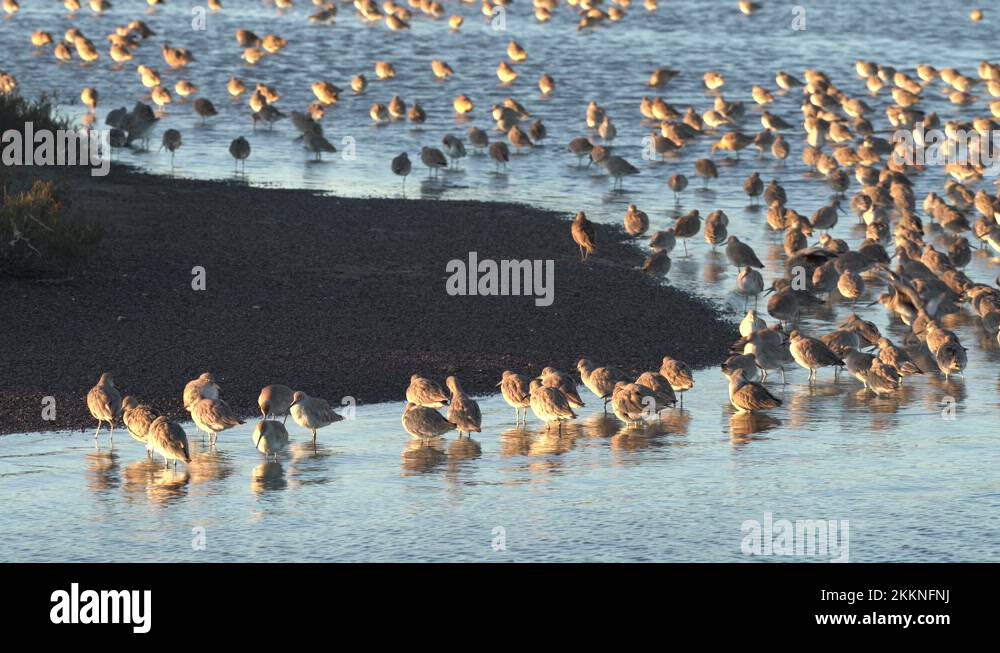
[3,1,1000,561]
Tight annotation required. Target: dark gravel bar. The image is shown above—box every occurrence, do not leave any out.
[0,165,736,435]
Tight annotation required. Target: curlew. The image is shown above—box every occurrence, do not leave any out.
[391,152,411,189]
[420,146,448,178]
[694,158,718,189]
[528,379,577,431]
[402,402,455,439]
[189,397,244,446]
[87,373,122,443]
[183,372,219,410]
[659,356,694,406]
[147,417,191,468]
[789,331,844,382]
[252,420,289,459]
[290,391,344,440]
[445,376,482,437]
[624,204,649,237]
[258,384,294,422]
[406,374,449,408]
[571,211,597,261]
[229,136,251,173]
[577,359,628,410]
[498,371,532,425]
[726,368,782,414]
[539,367,585,408]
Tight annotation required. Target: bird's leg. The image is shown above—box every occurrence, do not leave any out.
[94,421,103,439]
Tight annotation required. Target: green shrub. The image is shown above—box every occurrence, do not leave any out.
[0,90,70,136]
[0,181,104,278]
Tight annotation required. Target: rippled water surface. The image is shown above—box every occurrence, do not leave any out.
[2,1,1000,561]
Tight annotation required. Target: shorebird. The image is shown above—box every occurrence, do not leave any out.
[772,135,790,161]
[160,129,182,167]
[789,331,844,382]
[529,120,547,143]
[743,172,763,204]
[252,420,289,459]
[567,137,594,166]
[866,360,901,396]
[228,77,247,97]
[642,250,671,277]
[934,341,968,380]
[726,368,781,414]
[375,61,396,80]
[667,174,688,200]
[634,372,677,411]
[147,417,191,468]
[121,396,158,455]
[81,87,98,112]
[876,338,923,380]
[401,403,456,439]
[420,146,448,178]
[408,102,426,124]
[431,60,454,80]
[624,204,649,237]
[599,155,639,190]
[489,142,511,171]
[183,372,220,410]
[704,211,728,249]
[659,356,694,406]
[192,98,218,124]
[445,376,482,437]
[391,152,411,189]
[406,374,449,408]
[87,373,122,442]
[673,210,702,255]
[498,370,532,425]
[529,379,577,431]
[725,236,764,268]
[694,159,718,189]
[572,211,597,261]
[711,131,754,159]
[610,382,658,425]
[290,391,344,440]
[837,269,865,305]
[258,384,294,421]
[189,397,244,445]
[442,134,467,168]
[468,127,489,152]
[453,95,473,115]
[737,267,764,308]
[649,228,676,254]
[539,367,585,408]
[577,359,628,410]
[229,136,250,173]
[539,73,555,95]
[304,131,337,161]
[739,309,766,337]
[351,74,367,94]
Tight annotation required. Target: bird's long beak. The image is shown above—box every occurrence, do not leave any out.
[763,285,776,296]
[289,399,300,408]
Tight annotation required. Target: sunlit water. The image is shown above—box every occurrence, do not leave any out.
[2,1,1000,561]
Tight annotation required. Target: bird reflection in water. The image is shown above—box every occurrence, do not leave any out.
[499,428,533,457]
[187,448,236,486]
[702,251,726,284]
[610,420,673,454]
[729,412,781,443]
[85,451,119,493]
[581,412,620,439]
[250,461,287,494]
[146,468,191,506]
[401,437,448,474]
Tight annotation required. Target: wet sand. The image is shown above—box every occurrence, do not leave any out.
[0,165,735,434]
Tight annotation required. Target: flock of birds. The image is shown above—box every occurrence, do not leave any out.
[5,2,1000,464]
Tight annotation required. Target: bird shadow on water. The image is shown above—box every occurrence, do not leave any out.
[85,450,119,493]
